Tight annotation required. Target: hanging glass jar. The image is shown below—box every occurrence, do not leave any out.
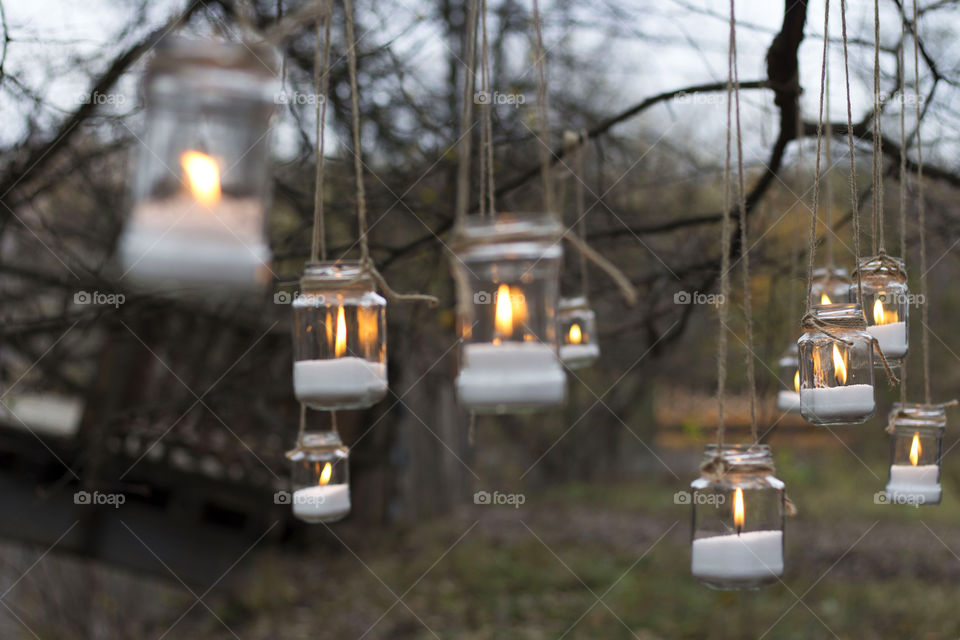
[287,432,350,523]
[117,37,277,295]
[775,343,801,414]
[884,403,945,506]
[453,213,566,412]
[809,266,851,306]
[797,303,876,425]
[558,296,599,369]
[849,255,909,366]
[690,444,785,590]
[293,261,387,410]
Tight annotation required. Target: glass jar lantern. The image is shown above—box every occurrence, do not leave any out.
[117,37,277,295]
[453,213,566,412]
[884,403,945,506]
[293,262,387,410]
[775,343,801,414]
[850,256,909,366]
[287,432,350,523]
[797,303,876,425]
[558,296,599,369]
[690,445,785,590]
[809,266,851,306]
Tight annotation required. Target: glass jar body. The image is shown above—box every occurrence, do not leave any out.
[288,433,350,523]
[809,266,851,306]
[850,257,909,365]
[797,304,876,425]
[292,262,387,410]
[776,344,801,414]
[453,213,566,412]
[558,296,599,369]
[119,37,277,295]
[691,445,785,590]
[885,404,945,506]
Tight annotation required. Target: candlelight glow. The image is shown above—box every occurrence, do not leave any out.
[873,298,899,325]
[318,461,333,485]
[494,284,514,340]
[358,306,378,349]
[832,344,847,385]
[180,150,221,206]
[568,323,583,345]
[335,306,347,357]
[910,432,921,466]
[821,293,831,305]
[793,369,800,393]
[733,487,745,532]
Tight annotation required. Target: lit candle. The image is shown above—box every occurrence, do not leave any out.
[293,462,351,523]
[559,322,600,365]
[800,344,874,420]
[867,299,907,359]
[119,150,270,289]
[457,284,565,409]
[776,369,801,412]
[294,306,388,408]
[690,488,784,582]
[886,432,940,504]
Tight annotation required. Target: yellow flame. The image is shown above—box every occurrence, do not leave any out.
[910,432,921,466]
[568,323,583,345]
[180,151,221,206]
[318,461,333,485]
[873,298,899,325]
[832,344,847,385]
[821,293,831,305]
[325,310,333,347]
[794,369,800,393]
[494,284,513,340]
[335,306,347,357]
[733,487,745,532]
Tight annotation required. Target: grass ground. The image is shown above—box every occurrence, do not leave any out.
[6,443,960,639]
[181,444,960,640]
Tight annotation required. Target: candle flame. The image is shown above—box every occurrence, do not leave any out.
[794,369,800,393]
[821,293,831,305]
[568,323,583,345]
[335,306,347,357]
[318,461,333,485]
[910,432,921,466]
[873,298,899,325]
[180,150,221,206]
[494,284,513,340]
[733,487,745,532]
[832,344,847,385]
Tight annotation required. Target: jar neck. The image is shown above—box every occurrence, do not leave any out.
[300,261,374,292]
[701,444,774,471]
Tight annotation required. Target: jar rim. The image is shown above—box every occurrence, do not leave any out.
[701,443,773,466]
[890,402,947,428]
[812,266,850,280]
[455,212,563,245]
[285,431,349,459]
[147,36,278,76]
[559,295,590,311]
[300,261,376,290]
[810,302,864,320]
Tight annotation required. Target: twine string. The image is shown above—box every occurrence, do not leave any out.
[531,0,554,216]
[310,0,333,263]
[911,0,931,404]
[342,0,437,305]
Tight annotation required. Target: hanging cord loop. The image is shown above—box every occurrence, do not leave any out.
[341,0,437,306]
[910,0,931,404]
[310,0,333,263]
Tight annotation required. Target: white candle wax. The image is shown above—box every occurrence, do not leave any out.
[292,484,351,523]
[119,195,270,292]
[294,358,388,408]
[885,464,941,504]
[456,342,566,410]
[559,343,600,367]
[776,390,801,412]
[800,384,875,421]
[867,322,907,359]
[691,530,784,581]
